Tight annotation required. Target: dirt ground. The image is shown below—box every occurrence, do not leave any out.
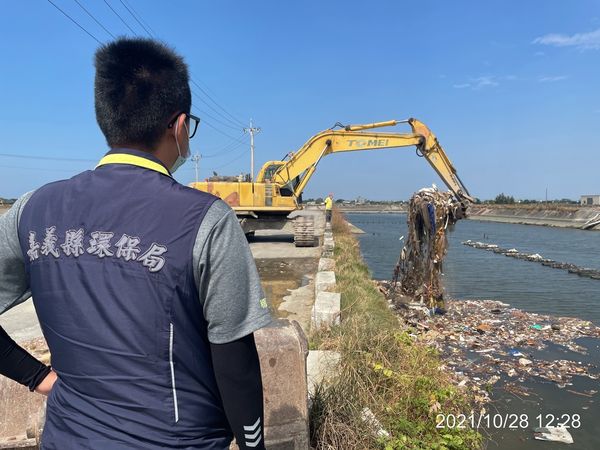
[255,257,318,333]
[249,229,321,332]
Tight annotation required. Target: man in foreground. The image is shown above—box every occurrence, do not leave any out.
[0,38,271,449]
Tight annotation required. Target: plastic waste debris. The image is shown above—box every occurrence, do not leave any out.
[534,426,574,444]
[376,282,600,400]
[391,189,462,310]
[360,407,390,438]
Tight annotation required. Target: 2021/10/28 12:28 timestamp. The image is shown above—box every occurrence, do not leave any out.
[436,413,581,429]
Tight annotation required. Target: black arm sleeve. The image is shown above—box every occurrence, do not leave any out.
[0,325,51,391]
[210,333,265,450]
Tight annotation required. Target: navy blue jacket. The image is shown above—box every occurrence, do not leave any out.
[17,149,232,449]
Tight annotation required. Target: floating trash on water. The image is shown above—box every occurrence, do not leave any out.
[534,426,574,444]
[462,240,600,280]
[376,282,600,402]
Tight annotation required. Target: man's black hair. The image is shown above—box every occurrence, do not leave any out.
[94,38,191,150]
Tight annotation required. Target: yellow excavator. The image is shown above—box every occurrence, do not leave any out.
[190,118,474,246]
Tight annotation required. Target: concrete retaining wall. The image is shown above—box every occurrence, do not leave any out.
[255,320,310,450]
[311,225,341,330]
[469,205,600,229]
[306,223,342,415]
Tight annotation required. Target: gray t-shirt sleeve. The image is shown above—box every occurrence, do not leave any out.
[193,200,271,344]
[0,192,35,315]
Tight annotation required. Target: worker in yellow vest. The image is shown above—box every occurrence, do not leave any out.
[324,193,333,223]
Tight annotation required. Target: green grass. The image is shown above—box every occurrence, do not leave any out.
[309,210,482,450]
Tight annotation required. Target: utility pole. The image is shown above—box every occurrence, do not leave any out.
[191,153,201,183]
[243,119,261,181]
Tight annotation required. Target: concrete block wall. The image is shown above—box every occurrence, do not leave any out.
[311,227,341,330]
[250,214,341,449]
[306,351,341,397]
[306,221,342,419]
[255,320,310,450]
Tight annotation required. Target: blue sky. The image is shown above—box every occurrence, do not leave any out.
[1,1,599,201]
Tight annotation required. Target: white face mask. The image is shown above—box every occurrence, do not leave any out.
[172,120,190,174]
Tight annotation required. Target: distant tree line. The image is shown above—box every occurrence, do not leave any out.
[493,193,515,204]
[304,195,578,205]
[475,194,578,205]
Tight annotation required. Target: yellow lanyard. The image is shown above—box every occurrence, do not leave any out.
[96,153,171,177]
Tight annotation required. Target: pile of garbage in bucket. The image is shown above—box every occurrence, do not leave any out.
[393,188,461,310]
[462,240,600,280]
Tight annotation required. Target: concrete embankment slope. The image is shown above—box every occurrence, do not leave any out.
[468,205,600,230]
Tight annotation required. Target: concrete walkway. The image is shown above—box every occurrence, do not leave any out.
[0,300,42,343]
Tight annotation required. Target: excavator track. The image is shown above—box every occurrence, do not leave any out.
[293,216,316,247]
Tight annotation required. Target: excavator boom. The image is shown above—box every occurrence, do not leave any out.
[268,118,473,208]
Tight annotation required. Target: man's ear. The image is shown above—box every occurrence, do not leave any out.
[173,113,187,140]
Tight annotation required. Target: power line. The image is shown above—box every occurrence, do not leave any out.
[191,92,242,131]
[180,144,247,175]
[0,152,96,163]
[102,0,137,35]
[50,1,245,141]
[69,3,245,138]
[201,140,246,158]
[192,105,246,143]
[0,164,85,173]
[46,0,103,44]
[73,0,116,39]
[49,3,245,142]
[190,77,244,128]
[198,117,247,144]
[47,1,252,152]
[211,147,248,171]
[110,2,246,128]
[122,0,158,37]
[189,83,245,129]
[212,137,247,153]
[118,0,154,37]
[190,79,246,128]
[103,2,247,131]
[193,94,244,130]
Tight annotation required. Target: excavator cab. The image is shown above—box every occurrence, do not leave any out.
[258,162,302,198]
[260,163,282,182]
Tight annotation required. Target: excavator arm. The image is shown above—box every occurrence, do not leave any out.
[269,118,474,208]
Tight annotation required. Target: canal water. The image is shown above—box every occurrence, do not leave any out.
[346,213,600,450]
